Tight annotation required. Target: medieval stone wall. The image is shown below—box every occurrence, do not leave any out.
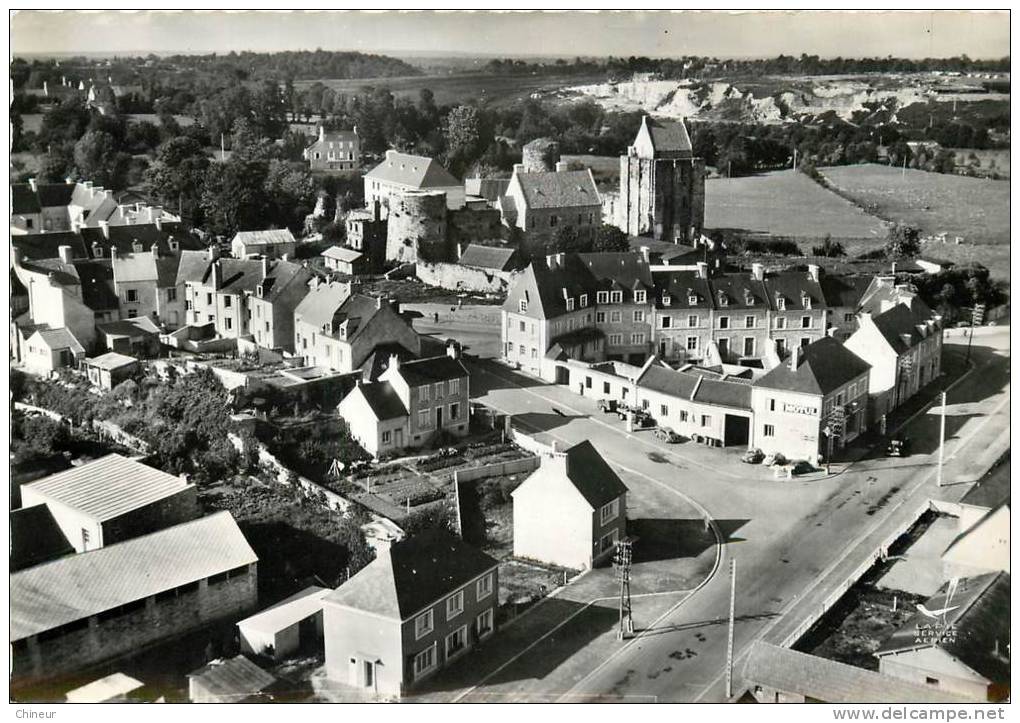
[385,191,449,264]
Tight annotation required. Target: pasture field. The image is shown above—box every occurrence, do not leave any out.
[292,72,607,108]
[705,169,888,240]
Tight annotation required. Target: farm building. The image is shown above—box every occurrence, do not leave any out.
[237,586,330,660]
[512,440,628,570]
[188,655,278,703]
[230,229,298,259]
[82,351,139,390]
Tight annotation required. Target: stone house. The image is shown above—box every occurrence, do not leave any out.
[500,164,601,243]
[364,150,464,216]
[303,126,360,172]
[230,229,298,259]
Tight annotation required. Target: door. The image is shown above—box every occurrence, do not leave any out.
[394,428,403,448]
[743,337,755,357]
[776,338,787,357]
[364,661,374,688]
[435,406,443,429]
[717,338,729,361]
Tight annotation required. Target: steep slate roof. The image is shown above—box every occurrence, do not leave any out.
[35,182,76,208]
[870,303,937,354]
[755,337,871,396]
[515,169,600,210]
[207,258,266,294]
[188,656,277,701]
[12,232,88,261]
[821,274,873,309]
[641,116,693,156]
[12,184,42,214]
[876,572,1010,687]
[112,251,158,283]
[23,453,191,522]
[637,364,700,399]
[652,270,713,310]
[742,642,970,704]
[34,328,85,354]
[560,440,629,508]
[693,377,753,410]
[10,505,74,573]
[73,259,119,310]
[11,511,257,641]
[960,467,1010,509]
[324,529,498,621]
[763,271,826,311]
[97,317,161,338]
[710,273,769,310]
[503,255,602,320]
[85,351,138,371]
[294,281,353,328]
[458,244,518,271]
[396,355,468,386]
[355,382,409,421]
[465,178,510,202]
[365,151,460,189]
[22,258,81,287]
[579,252,654,291]
[257,259,311,302]
[176,249,212,286]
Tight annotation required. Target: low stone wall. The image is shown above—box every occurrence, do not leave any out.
[416,261,516,294]
[453,455,540,484]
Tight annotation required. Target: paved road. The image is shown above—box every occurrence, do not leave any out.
[440,329,1010,703]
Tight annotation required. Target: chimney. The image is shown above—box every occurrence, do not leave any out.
[109,246,118,260]
[261,256,270,278]
[98,220,110,240]
[446,339,462,359]
[555,253,565,267]
[91,241,102,258]
[12,246,23,268]
[43,80,48,96]
[751,262,764,281]
[132,241,144,253]
[155,216,163,231]
[639,246,650,262]
[151,242,160,259]
[168,236,180,253]
[457,243,464,260]
[385,149,397,160]
[28,177,37,192]
[513,163,524,175]
[376,295,383,310]
[65,177,74,185]
[319,126,326,142]
[555,161,569,172]
[891,261,897,275]
[696,261,708,279]
[282,252,291,262]
[546,254,557,269]
[211,260,221,290]
[207,245,220,262]
[807,264,820,282]
[388,353,401,372]
[789,344,800,370]
[353,125,358,136]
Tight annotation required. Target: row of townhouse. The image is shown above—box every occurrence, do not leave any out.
[11,178,179,235]
[501,253,840,380]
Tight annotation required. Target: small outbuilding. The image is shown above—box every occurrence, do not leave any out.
[321,245,368,275]
[187,655,277,703]
[23,327,85,375]
[65,673,148,703]
[83,351,140,390]
[237,585,330,660]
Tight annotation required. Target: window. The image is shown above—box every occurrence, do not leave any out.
[688,294,698,305]
[449,403,460,421]
[803,295,812,310]
[25,218,32,229]
[418,410,430,429]
[745,315,755,328]
[801,316,811,329]
[207,314,215,323]
[603,381,611,394]
[801,337,810,348]
[265,321,270,332]
[600,528,619,553]
[660,404,669,416]
[476,573,493,600]
[661,316,671,329]
[382,431,392,445]
[446,590,464,620]
[610,311,621,323]
[577,214,583,225]
[768,398,776,412]
[127,309,138,318]
[446,625,468,658]
[419,386,429,403]
[449,379,460,395]
[610,291,623,304]
[848,383,857,399]
[662,295,672,307]
[600,498,620,525]
[701,414,712,427]
[764,424,775,437]
[519,321,526,332]
[566,298,574,311]
[413,645,437,677]
[167,288,177,302]
[634,290,646,304]
[476,608,494,638]
[550,214,559,227]
[206,293,213,305]
[585,376,593,389]
[224,295,232,308]
[519,299,528,313]
[679,410,688,422]
[631,333,645,344]
[844,312,854,323]
[415,610,434,639]
[687,336,698,351]
[633,310,645,323]
[531,348,538,359]
[81,528,90,549]
[596,311,606,323]
[776,297,786,311]
[434,382,444,399]
[925,677,939,686]
[597,291,609,304]
[719,317,729,330]
[609,333,623,346]
[775,317,786,330]
[688,315,698,328]
[580,294,588,308]
[718,295,729,307]
[225,317,233,330]
[126,289,138,302]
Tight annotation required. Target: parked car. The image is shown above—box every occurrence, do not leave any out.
[632,410,655,428]
[886,436,911,457]
[789,460,815,476]
[742,448,765,464]
[655,427,680,443]
[598,399,618,413]
[763,452,787,467]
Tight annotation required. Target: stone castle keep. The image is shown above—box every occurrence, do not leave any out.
[618,116,705,244]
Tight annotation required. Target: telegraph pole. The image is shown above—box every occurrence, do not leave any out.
[725,558,737,699]
[936,390,947,487]
[614,539,634,640]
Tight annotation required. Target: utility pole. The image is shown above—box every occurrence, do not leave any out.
[792,147,797,170]
[725,558,736,699]
[936,390,947,487]
[613,539,634,640]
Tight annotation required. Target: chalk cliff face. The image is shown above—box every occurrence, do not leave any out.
[563,77,934,125]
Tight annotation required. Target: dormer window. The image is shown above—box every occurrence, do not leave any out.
[519,299,528,313]
[802,294,812,309]
[566,297,575,311]
[662,295,672,307]
[776,296,786,311]
[579,294,588,308]
[718,293,729,307]
[597,291,609,304]
[744,291,754,306]
[634,290,646,304]
[688,294,698,305]
[610,290,623,304]
[256,284,264,298]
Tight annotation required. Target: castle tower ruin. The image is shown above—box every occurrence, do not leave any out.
[522,137,561,174]
[385,190,449,264]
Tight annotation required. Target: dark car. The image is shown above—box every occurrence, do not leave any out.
[742,448,765,464]
[598,399,618,413]
[790,460,815,476]
[886,437,911,457]
[655,427,680,443]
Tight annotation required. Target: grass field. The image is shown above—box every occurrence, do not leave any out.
[705,169,888,240]
[820,164,1011,281]
[293,71,607,108]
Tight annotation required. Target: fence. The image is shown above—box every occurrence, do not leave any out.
[453,456,541,484]
[507,426,559,457]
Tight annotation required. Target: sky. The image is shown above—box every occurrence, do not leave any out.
[10,10,1011,60]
